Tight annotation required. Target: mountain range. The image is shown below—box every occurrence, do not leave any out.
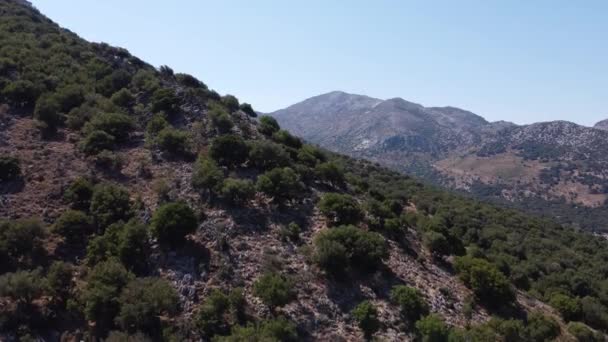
[270,91,608,232]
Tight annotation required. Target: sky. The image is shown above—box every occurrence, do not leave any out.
[32,1,608,126]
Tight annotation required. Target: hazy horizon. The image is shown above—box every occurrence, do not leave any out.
[32,0,608,126]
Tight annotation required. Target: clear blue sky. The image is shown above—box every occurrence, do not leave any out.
[32,1,607,126]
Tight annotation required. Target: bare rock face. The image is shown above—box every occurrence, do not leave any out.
[594,118,608,131]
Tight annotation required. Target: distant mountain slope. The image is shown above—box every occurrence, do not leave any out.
[271,92,608,231]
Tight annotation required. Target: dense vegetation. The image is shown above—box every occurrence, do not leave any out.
[0,1,607,341]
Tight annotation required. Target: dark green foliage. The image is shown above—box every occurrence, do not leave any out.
[192,155,225,193]
[423,230,451,257]
[279,222,301,242]
[315,162,345,187]
[351,301,380,339]
[146,113,169,136]
[195,288,244,338]
[216,317,298,342]
[64,177,94,210]
[46,261,73,299]
[221,94,240,112]
[209,103,234,134]
[415,314,449,342]
[209,135,249,167]
[258,115,280,136]
[390,285,429,321]
[318,193,362,226]
[0,155,20,182]
[150,202,197,247]
[454,256,515,307]
[0,269,44,304]
[176,73,206,88]
[0,219,46,271]
[272,130,302,149]
[84,112,134,142]
[150,87,180,113]
[81,130,115,155]
[253,272,295,310]
[256,167,301,203]
[52,210,93,245]
[549,294,581,322]
[94,150,124,172]
[110,88,134,108]
[313,225,387,275]
[239,102,256,117]
[34,94,62,133]
[156,127,191,156]
[248,140,290,170]
[115,277,179,333]
[90,183,132,228]
[580,296,608,331]
[80,259,134,325]
[86,220,150,273]
[133,69,160,92]
[297,144,326,166]
[97,69,132,96]
[2,79,41,107]
[525,312,560,342]
[220,178,255,205]
[567,322,603,342]
[53,85,85,113]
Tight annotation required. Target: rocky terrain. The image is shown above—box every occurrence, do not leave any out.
[271,92,608,232]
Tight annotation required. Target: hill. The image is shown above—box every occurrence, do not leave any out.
[0,1,607,341]
[271,92,608,232]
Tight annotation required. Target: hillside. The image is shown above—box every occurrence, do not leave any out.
[271,92,608,232]
[0,1,608,341]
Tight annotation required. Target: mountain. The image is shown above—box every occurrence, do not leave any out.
[1,1,608,340]
[594,118,608,131]
[271,92,608,232]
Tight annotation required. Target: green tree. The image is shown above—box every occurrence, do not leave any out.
[52,210,93,245]
[110,88,135,108]
[150,87,180,113]
[64,177,94,210]
[145,113,169,136]
[454,256,515,307]
[150,202,197,247]
[81,130,115,155]
[192,154,225,194]
[239,102,256,117]
[46,261,73,300]
[256,167,301,203]
[0,269,44,305]
[90,183,132,228]
[390,285,429,321]
[318,193,363,226]
[315,162,345,187]
[549,293,581,322]
[221,178,255,205]
[567,322,603,342]
[272,130,302,149]
[258,115,280,136]
[209,103,234,134]
[248,140,290,170]
[156,127,191,156]
[253,272,295,310]
[84,112,135,142]
[209,135,249,167]
[34,94,62,134]
[525,312,560,342]
[415,314,449,342]
[351,301,380,340]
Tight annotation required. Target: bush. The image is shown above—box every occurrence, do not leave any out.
[526,312,560,342]
[52,210,93,245]
[272,130,302,149]
[81,130,115,155]
[94,150,124,172]
[279,222,301,242]
[86,220,150,273]
[258,115,280,136]
[580,296,608,331]
[195,288,244,338]
[216,317,298,342]
[156,127,191,156]
[145,113,169,136]
[248,140,290,170]
[221,94,240,112]
[97,69,132,96]
[84,112,134,142]
[239,102,256,117]
[256,167,301,203]
[115,277,179,332]
[454,256,515,307]
[90,183,132,228]
[46,261,73,300]
[549,293,581,322]
[318,193,363,226]
[315,162,345,187]
[567,322,603,342]
[64,177,94,210]
[192,155,225,194]
[415,314,449,342]
[253,272,295,310]
[209,104,234,134]
[150,87,180,113]
[176,73,206,88]
[209,135,249,167]
[351,301,380,339]
[220,178,255,205]
[297,144,326,166]
[0,269,44,305]
[423,230,451,257]
[0,155,20,182]
[390,285,429,321]
[0,219,46,270]
[151,202,197,247]
[34,94,62,133]
[313,225,388,275]
[2,79,41,107]
[110,88,135,108]
[53,85,85,113]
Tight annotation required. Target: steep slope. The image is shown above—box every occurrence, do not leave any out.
[272,92,608,232]
[594,118,608,131]
[0,1,607,341]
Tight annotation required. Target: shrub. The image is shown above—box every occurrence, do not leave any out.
[192,155,225,194]
[54,85,85,113]
[209,104,234,134]
[46,261,73,299]
[216,317,298,342]
[272,130,302,149]
[390,285,429,321]
[549,293,581,322]
[156,127,191,156]
[351,301,380,339]
[423,230,451,257]
[86,220,150,273]
[132,69,160,92]
[580,296,608,331]
[220,178,255,205]
[318,193,363,226]
[110,88,135,108]
[64,177,94,210]
[97,69,132,96]
[239,102,256,117]
[0,269,44,305]
[2,79,41,107]
[297,144,326,166]
[150,87,180,113]
[0,219,46,270]
[258,115,280,136]
[279,222,301,242]
[151,202,197,247]
[415,314,449,342]
[146,112,169,136]
[253,272,295,310]
[80,259,134,326]
[195,288,244,338]
[84,112,135,142]
[81,130,115,155]
[209,135,249,167]
[94,150,124,172]
[313,225,388,275]
[34,94,62,134]
[525,312,560,342]
[90,183,132,228]
[221,95,240,112]
[0,155,20,182]
[454,256,515,307]
[115,277,179,333]
[248,140,290,170]
[256,167,301,203]
[315,162,345,187]
[176,73,206,88]
[52,210,93,245]
[567,322,603,342]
